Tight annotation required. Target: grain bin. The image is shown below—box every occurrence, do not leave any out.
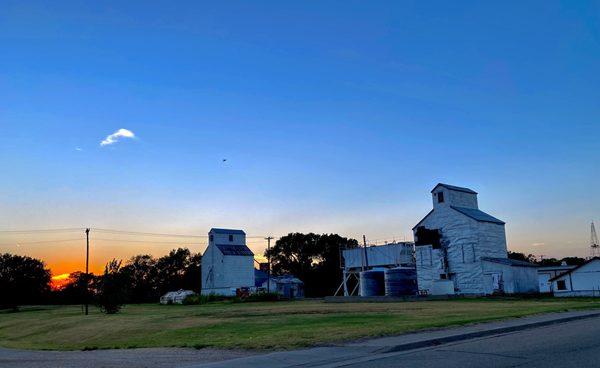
[359,269,385,296]
[384,267,418,296]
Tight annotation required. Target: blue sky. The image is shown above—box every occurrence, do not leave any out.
[1,1,599,272]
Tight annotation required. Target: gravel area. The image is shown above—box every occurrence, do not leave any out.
[0,347,256,368]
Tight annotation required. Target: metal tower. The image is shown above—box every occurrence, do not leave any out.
[591,222,600,258]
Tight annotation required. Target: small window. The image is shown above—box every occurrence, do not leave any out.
[437,192,444,203]
[209,235,213,242]
[556,280,567,291]
[440,274,447,279]
[229,235,233,242]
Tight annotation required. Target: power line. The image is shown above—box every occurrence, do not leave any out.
[0,238,82,246]
[92,228,272,239]
[0,228,84,234]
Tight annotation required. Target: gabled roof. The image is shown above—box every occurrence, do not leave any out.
[548,258,600,282]
[481,257,538,268]
[431,183,477,194]
[412,209,434,230]
[450,206,505,225]
[210,228,246,235]
[215,244,254,256]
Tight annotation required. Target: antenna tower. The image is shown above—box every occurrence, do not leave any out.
[591,222,599,258]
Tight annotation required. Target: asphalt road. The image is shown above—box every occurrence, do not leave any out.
[334,317,600,368]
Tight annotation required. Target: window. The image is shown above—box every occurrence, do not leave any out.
[556,280,567,291]
[209,235,213,242]
[437,192,444,203]
[440,274,447,279]
[229,235,233,242]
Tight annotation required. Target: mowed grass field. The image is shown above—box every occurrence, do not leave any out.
[1,298,600,351]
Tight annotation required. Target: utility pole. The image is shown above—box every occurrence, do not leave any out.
[363,235,369,269]
[265,236,273,293]
[85,228,90,316]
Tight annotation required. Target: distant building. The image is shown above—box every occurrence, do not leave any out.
[160,289,196,304]
[201,228,255,296]
[413,183,538,295]
[550,258,600,297]
[262,275,304,299]
[537,263,576,293]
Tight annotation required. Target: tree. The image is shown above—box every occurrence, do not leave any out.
[560,256,586,266]
[265,233,359,297]
[507,251,537,264]
[96,259,127,314]
[0,253,51,310]
[155,248,202,296]
[54,271,93,305]
[121,255,158,303]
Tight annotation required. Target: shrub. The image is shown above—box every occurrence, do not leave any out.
[96,259,127,314]
[234,292,279,303]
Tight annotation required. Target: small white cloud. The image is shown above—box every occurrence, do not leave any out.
[75,147,83,151]
[532,242,545,247]
[100,128,136,146]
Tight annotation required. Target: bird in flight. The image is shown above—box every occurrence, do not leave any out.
[222,159,227,162]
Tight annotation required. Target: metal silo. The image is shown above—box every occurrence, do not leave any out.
[384,267,418,296]
[359,269,385,296]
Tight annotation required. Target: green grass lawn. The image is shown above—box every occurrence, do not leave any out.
[1,297,600,351]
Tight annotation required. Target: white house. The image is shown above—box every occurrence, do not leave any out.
[550,258,600,297]
[413,183,538,295]
[537,263,576,293]
[201,228,255,296]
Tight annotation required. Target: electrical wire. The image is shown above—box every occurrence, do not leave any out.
[0,228,84,234]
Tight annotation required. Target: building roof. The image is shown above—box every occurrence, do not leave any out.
[548,258,600,282]
[537,265,576,272]
[215,244,254,256]
[481,257,538,268]
[210,228,246,235]
[431,183,478,194]
[450,206,505,225]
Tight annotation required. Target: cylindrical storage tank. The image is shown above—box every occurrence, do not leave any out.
[384,267,418,297]
[359,270,385,296]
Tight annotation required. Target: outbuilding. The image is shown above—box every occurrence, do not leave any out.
[201,228,255,296]
[262,275,304,299]
[549,258,600,297]
[537,263,577,293]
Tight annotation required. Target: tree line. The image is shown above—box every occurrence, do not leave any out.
[0,233,359,310]
[507,251,586,266]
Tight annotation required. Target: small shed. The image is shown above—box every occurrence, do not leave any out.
[160,289,196,304]
[262,275,304,299]
[537,263,576,293]
[549,258,600,297]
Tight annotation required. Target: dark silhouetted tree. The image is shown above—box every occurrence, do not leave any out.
[96,259,127,314]
[0,253,51,310]
[121,255,158,303]
[265,233,359,297]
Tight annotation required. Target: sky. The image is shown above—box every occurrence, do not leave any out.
[1,1,599,276]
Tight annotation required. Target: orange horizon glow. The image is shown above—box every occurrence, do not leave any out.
[50,273,71,290]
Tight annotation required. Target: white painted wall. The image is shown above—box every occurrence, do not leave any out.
[553,260,600,297]
[414,186,523,295]
[343,243,414,269]
[415,205,507,294]
[482,261,539,294]
[432,187,478,210]
[201,229,255,296]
